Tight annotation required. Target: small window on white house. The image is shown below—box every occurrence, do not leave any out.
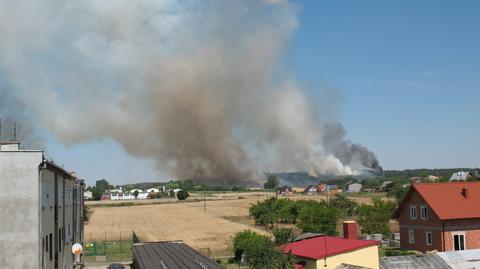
[426,232,432,245]
[409,229,415,244]
[410,205,417,220]
[421,205,428,219]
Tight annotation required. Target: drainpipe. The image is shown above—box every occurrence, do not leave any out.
[442,222,446,251]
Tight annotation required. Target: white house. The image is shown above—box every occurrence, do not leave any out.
[84,190,93,200]
[146,188,160,193]
[129,189,143,194]
[450,171,472,182]
[347,183,362,193]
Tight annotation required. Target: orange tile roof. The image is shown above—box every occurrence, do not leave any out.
[408,182,480,220]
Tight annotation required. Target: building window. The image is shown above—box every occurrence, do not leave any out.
[59,229,62,252]
[454,234,466,251]
[426,232,432,245]
[409,229,415,244]
[49,233,53,261]
[421,205,428,219]
[410,205,417,220]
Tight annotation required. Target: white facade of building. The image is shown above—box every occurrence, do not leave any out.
[0,142,84,269]
[146,188,160,193]
[84,191,93,200]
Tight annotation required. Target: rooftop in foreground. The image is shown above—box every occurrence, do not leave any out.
[283,235,378,260]
[132,241,223,269]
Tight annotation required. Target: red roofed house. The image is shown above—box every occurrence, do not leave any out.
[393,182,480,252]
[283,222,379,269]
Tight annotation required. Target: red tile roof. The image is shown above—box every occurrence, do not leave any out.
[408,182,480,220]
[282,236,378,260]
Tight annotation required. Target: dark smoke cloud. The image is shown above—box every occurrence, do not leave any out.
[0,0,380,184]
[0,90,44,149]
[322,123,382,173]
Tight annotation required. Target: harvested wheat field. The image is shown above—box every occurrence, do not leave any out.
[84,192,388,254]
[85,192,273,254]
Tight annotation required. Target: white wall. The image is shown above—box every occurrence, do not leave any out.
[0,149,84,269]
[0,151,43,268]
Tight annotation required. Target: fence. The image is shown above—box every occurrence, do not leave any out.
[84,231,134,262]
[84,231,234,263]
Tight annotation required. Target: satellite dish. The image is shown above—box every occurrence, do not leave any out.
[72,243,83,255]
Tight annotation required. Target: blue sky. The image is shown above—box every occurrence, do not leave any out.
[43,1,480,185]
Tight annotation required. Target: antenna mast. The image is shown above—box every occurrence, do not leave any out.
[13,121,16,141]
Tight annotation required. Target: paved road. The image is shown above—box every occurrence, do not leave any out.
[85,262,131,269]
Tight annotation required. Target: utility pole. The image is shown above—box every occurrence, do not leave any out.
[203,186,206,213]
[13,121,16,141]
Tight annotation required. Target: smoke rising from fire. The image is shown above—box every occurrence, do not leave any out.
[0,0,381,184]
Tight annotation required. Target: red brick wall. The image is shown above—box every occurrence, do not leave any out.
[443,219,480,251]
[398,191,444,252]
[398,190,480,252]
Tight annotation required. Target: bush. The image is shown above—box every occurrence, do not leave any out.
[264,175,278,189]
[356,198,396,235]
[329,194,358,217]
[176,190,189,201]
[231,230,292,269]
[385,249,416,256]
[273,228,295,246]
[297,201,339,235]
[249,198,278,227]
[276,199,299,224]
[83,206,89,222]
[132,231,140,243]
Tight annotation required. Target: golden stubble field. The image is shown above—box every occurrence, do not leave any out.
[84,192,393,254]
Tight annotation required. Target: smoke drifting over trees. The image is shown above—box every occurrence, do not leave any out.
[0,0,380,184]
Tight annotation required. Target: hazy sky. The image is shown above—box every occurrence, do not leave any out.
[8,1,480,186]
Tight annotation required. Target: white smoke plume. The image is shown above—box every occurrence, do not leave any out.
[0,0,380,184]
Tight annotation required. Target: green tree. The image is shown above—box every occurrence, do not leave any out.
[165,181,180,190]
[231,231,292,269]
[263,175,279,189]
[83,205,89,222]
[179,179,195,191]
[297,201,339,235]
[356,198,396,235]
[90,179,113,200]
[176,190,189,201]
[132,231,140,243]
[273,228,295,246]
[329,194,358,218]
[388,183,410,202]
[91,187,104,201]
[95,179,112,190]
[133,190,139,199]
[249,201,277,227]
[277,199,299,224]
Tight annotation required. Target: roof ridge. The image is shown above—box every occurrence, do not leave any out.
[414,181,480,185]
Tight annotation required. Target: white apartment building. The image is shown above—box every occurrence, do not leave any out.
[0,142,84,269]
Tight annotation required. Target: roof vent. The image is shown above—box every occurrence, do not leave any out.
[461,188,468,199]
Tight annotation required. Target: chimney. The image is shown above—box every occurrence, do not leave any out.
[0,142,20,151]
[343,221,358,240]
